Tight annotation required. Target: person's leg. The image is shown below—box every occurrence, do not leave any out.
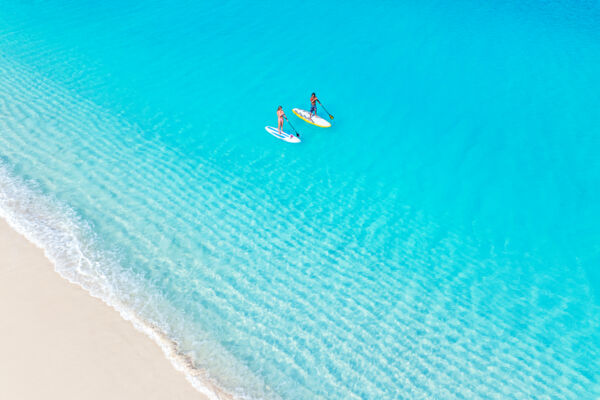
[278,119,283,134]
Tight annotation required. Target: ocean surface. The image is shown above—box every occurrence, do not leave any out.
[0,0,599,398]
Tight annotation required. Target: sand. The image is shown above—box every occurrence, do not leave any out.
[0,217,209,400]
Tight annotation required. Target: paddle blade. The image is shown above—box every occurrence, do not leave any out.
[329,115,334,119]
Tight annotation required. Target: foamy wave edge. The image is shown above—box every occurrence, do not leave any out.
[0,160,241,400]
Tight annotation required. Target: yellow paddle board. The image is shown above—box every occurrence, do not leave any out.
[292,108,331,128]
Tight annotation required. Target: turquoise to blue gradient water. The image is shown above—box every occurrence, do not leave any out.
[0,0,599,398]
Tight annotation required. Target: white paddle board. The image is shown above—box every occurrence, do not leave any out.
[292,108,331,128]
[265,126,301,143]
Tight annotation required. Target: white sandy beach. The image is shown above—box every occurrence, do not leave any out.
[0,218,207,400]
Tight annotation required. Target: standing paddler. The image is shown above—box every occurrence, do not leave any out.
[277,105,287,135]
[309,92,321,118]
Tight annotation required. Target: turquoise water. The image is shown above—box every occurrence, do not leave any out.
[0,0,599,398]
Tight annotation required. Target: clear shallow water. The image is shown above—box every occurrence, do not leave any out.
[0,0,599,398]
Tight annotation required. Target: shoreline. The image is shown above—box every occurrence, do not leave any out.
[0,217,209,400]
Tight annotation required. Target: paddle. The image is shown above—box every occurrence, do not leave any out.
[319,101,334,120]
[285,116,301,137]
